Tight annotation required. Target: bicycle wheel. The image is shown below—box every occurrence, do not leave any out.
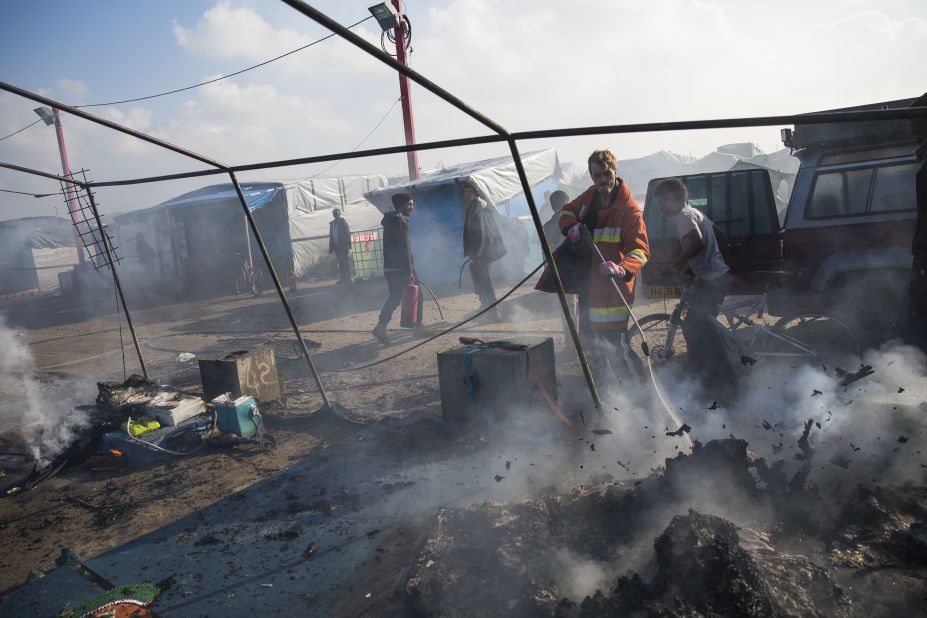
[627,314,689,368]
[767,309,861,366]
[235,270,248,297]
[250,269,265,297]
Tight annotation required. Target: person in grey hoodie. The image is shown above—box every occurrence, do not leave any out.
[461,179,506,321]
[372,192,423,344]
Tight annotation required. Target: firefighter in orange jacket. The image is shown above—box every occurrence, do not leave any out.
[558,149,650,392]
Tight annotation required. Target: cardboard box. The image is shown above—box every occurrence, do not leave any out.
[144,393,206,427]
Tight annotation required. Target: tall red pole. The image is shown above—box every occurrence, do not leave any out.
[392,0,420,180]
[52,108,86,264]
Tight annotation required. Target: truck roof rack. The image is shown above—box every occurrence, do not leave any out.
[787,96,923,151]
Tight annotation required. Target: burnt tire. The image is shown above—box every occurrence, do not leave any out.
[768,309,861,367]
[628,313,689,368]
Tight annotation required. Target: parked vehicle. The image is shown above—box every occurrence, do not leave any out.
[641,97,925,341]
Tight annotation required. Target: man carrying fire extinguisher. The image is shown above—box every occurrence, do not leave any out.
[372,192,423,345]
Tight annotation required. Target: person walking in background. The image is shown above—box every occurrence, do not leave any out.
[372,193,422,345]
[655,177,735,389]
[543,190,570,248]
[541,190,579,340]
[543,149,650,396]
[461,179,507,322]
[328,208,353,284]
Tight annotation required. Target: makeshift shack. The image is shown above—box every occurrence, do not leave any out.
[364,149,563,284]
[0,216,80,296]
[112,174,386,297]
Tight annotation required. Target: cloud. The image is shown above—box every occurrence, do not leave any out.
[56,78,90,101]
[158,78,357,164]
[770,10,927,111]
[173,1,306,61]
[171,0,384,77]
[3,0,926,221]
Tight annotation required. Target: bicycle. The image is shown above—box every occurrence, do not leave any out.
[630,272,861,370]
[234,252,265,297]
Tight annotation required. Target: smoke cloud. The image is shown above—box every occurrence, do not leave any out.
[0,312,88,465]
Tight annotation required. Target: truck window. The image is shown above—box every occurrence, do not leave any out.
[807,169,872,219]
[710,175,728,231]
[870,162,919,213]
[685,175,708,213]
[753,173,776,234]
[730,172,749,236]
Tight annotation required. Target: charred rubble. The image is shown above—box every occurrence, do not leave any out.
[401,439,927,617]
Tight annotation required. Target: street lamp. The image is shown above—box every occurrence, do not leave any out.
[34,105,86,264]
[368,2,401,31]
[369,1,420,180]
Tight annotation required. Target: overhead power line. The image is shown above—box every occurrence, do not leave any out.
[0,15,373,143]
[75,15,373,108]
[0,187,66,198]
[310,96,403,178]
[0,119,41,142]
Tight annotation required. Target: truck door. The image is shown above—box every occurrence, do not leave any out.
[641,169,782,296]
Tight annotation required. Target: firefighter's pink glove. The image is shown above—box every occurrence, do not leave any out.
[599,261,626,279]
[566,223,584,243]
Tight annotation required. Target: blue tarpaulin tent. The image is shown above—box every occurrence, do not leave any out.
[364,149,562,284]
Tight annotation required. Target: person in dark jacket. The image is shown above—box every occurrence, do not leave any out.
[329,208,353,284]
[461,179,506,321]
[372,192,422,344]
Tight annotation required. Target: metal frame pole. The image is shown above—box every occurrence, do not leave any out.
[0,84,336,411]
[85,189,148,379]
[507,139,601,408]
[228,171,332,409]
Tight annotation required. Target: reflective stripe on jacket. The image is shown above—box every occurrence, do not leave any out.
[557,181,650,330]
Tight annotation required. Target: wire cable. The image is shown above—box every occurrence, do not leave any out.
[74,16,373,109]
[0,188,65,198]
[0,119,42,142]
[327,261,545,373]
[309,96,402,178]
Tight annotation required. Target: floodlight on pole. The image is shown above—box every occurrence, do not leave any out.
[368,2,401,30]
[34,105,86,264]
[34,106,55,126]
[369,1,420,180]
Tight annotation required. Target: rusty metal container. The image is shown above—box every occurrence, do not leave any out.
[437,336,556,425]
[198,348,281,404]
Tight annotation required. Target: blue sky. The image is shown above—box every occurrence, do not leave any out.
[1,0,925,220]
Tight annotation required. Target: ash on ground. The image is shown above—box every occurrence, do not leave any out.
[401,439,927,617]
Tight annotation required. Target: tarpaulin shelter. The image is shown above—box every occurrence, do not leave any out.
[364,149,562,283]
[112,174,386,295]
[0,216,79,295]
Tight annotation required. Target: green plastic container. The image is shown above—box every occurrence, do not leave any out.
[212,394,261,438]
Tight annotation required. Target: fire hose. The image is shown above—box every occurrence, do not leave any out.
[416,278,445,322]
[458,336,585,436]
[579,226,693,450]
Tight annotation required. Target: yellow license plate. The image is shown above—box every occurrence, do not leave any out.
[646,285,682,298]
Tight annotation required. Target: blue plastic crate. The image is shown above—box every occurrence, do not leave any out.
[212,394,261,438]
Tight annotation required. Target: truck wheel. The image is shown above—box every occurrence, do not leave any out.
[628,314,688,367]
[769,309,861,367]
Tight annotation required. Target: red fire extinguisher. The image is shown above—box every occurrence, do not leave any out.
[400,279,421,328]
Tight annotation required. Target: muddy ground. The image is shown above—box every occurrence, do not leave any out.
[1,271,925,616]
[0,272,591,600]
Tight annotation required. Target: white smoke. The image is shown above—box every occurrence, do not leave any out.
[0,313,88,465]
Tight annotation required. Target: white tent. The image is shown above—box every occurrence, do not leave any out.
[284,175,387,274]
